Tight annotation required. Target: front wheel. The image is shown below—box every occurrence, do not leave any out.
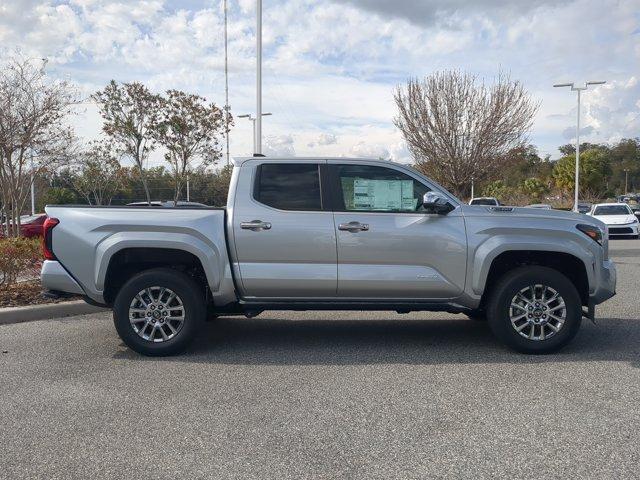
[487,266,582,354]
[113,268,205,356]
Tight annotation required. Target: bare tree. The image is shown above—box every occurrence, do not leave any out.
[394,71,539,197]
[0,53,77,236]
[152,90,226,204]
[65,140,123,205]
[92,81,160,204]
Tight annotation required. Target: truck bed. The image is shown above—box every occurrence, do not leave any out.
[44,205,234,306]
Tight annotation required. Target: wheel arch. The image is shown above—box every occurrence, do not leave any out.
[479,249,590,307]
[101,247,211,306]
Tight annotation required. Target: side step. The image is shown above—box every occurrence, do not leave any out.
[236,300,470,315]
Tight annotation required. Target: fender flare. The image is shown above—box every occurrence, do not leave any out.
[472,234,595,296]
[94,231,225,294]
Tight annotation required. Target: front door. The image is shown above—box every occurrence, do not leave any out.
[329,162,467,300]
[232,160,337,298]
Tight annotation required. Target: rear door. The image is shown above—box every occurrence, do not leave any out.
[231,160,337,298]
[328,161,467,299]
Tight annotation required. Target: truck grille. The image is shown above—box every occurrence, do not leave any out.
[609,227,633,234]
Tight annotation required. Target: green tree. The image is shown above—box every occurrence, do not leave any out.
[41,187,76,206]
[65,140,123,205]
[520,177,549,202]
[609,138,640,194]
[552,149,612,198]
[92,81,161,204]
[482,180,512,201]
[152,90,227,204]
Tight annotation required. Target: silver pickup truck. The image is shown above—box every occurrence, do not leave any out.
[41,157,616,355]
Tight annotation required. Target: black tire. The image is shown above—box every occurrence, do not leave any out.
[487,266,582,354]
[465,309,487,321]
[113,268,205,356]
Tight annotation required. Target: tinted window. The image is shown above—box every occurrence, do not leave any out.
[255,163,322,211]
[335,164,430,212]
[594,205,632,216]
[470,198,498,206]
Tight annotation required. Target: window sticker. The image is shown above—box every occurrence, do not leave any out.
[349,178,416,211]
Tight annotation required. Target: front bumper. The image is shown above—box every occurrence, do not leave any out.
[607,224,639,236]
[590,259,616,305]
[40,260,85,296]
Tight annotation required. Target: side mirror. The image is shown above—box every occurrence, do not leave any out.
[422,191,454,215]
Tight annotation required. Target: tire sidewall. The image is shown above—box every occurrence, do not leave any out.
[488,266,582,354]
[113,268,205,356]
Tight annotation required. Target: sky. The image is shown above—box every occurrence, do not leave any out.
[0,0,639,167]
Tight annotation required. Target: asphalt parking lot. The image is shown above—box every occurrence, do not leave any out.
[1,241,640,479]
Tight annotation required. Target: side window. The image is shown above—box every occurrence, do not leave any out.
[335,164,431,212]
[255,163,322,211]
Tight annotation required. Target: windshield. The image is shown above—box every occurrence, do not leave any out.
[470,199,497,206]
[594,205,631,216]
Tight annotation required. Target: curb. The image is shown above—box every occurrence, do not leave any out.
[0,300,108,326]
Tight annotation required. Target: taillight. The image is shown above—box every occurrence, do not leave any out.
[42,217,59,260]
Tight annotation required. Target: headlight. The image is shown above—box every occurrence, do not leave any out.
[577,224,603,245]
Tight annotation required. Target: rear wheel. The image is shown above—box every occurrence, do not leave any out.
[487,266,582,353]
[113,268,205,356]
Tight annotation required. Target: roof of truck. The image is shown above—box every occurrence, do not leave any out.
[231,156,382,166]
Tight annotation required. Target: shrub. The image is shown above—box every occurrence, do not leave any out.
[0,237,42,286]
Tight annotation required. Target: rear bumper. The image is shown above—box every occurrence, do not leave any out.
[40,260,85,296]
[590,259,616,305]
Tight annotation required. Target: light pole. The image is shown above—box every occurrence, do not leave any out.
[256,0,263,155]
[223,0,230,165]
[624,168,629,195]
[238,113,272,153]
[553,81,606,212]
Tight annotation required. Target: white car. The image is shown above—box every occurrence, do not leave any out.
[589,203,639,239]
[469,197,500,206]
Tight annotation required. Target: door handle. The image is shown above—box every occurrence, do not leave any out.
[240,220,272,231]
[338,221,369,232]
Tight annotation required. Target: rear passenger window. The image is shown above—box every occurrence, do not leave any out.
[255,163,322,211]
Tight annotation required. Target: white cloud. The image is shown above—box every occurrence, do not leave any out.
[339,0,570,26]
[388,141,412,164]
[350,141,390,159]
[307,132,337,147]
[263,134,296,157]
[583,77,640,144]
[317,133,337,145]
[562,125,596,140]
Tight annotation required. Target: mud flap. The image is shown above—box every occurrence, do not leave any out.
[583,302,596,325]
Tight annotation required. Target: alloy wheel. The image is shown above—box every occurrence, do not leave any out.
[128,287,185,343]
[509,284,567,341]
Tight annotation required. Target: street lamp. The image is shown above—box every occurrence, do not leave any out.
[256,0,263,156]
[624,168,629,195]
[553,80,606,212]
[238,113,272,154]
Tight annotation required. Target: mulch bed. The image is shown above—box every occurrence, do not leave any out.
[0,280,80,308]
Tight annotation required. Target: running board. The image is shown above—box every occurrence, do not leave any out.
[236,300,470,315]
